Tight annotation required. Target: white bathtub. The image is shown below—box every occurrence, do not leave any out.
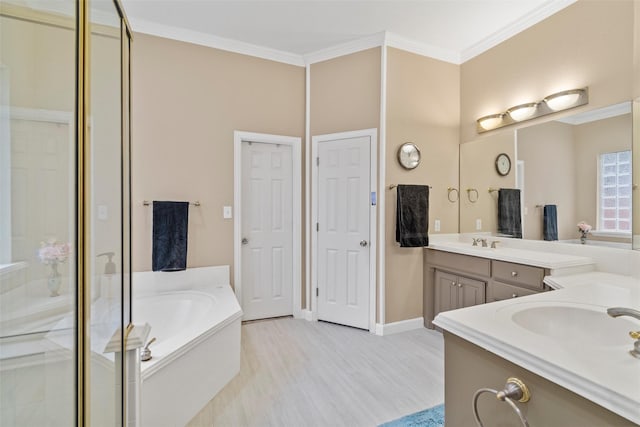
[133,266,242,427]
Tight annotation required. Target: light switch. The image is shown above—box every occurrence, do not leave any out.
[434,219,441,232]
[476,218,482,230]
[223,206,232,219]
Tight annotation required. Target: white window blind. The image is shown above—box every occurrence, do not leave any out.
[599,150,632,233]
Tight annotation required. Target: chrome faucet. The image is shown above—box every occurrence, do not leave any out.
[480,238,488,248]
[472,238,480,246]
[490,240,500,249]
[607,307,640,359]
[141,337,156,362]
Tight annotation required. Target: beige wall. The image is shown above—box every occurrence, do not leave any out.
[132,34,305,281]
[459,131,516,234]
[460,0,634,144]
[574,113,633,231]
[384,48,459,323]
[310,48,381,136]
[518,121,576,240]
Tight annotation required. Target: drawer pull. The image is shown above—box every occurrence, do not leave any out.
[458,283,462,288]
[512,293,518,298]
[511,271,518,277]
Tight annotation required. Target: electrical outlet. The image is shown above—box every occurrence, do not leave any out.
[434,219,441,232]
[223,206,232,219]
[476,218,482,230]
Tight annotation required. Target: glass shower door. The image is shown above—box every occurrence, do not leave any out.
[0,2,78,425]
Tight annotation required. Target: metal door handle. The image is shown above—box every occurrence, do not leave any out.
[360,240,368,247]
[241,238,249,245]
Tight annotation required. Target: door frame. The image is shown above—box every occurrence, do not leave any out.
[311,128,377,333]
[233,131,302,319]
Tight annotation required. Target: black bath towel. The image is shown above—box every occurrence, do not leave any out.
[497,189,522,238]
[396,184,429,247]
[152,201,189,272]
[543,204,558,241]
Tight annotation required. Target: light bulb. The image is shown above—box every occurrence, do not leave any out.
[507,102,538,121]
[477,113,504,130]
[544,89,584,111]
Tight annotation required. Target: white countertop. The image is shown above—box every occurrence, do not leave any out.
[434,280,640,424]
[427,240,595,272]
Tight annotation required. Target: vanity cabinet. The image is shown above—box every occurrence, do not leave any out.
[424,249,550,328]
[434,271,486,314]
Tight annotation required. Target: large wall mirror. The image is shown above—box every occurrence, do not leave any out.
[460,100,639,251]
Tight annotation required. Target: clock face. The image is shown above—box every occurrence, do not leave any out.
[398,143,421,170]
[495,153,511,176]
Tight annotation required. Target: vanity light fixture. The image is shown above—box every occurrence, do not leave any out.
[543,89,584,111]
[476,87,588,133]
[507,102,538,121]
[477,113,504,131]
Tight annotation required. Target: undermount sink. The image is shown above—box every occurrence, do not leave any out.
[508,303,640,346]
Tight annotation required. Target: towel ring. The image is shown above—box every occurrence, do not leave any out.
[466,188,479,203]
[447,187,459,203]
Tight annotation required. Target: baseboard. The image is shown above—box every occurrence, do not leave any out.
[301,309,313,321]
[375,317,424,336]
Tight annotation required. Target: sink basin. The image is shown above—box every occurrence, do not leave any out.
[509,303,640,346]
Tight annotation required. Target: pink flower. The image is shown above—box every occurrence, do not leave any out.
[577,222,592,233]
[38,239,72,265]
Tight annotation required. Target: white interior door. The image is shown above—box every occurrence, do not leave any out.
[241,141,293,320]
[317,136,371,329]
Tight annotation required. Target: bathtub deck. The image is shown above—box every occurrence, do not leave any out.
[188,317,444,427]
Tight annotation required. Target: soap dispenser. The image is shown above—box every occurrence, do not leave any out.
[97,252,117,299]
[98,252,116,275]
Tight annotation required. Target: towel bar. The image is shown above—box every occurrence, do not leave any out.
[143,200,201,207]
[388,184,432,190]
[488,187,499,193]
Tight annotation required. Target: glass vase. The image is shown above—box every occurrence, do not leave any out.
[48,263,61,297]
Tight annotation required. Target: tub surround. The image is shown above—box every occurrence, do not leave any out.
[133,266,242,427]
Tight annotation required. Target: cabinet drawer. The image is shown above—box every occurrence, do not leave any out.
[492,260,544,290]
[426,249,491,278]
[487,281,539,302]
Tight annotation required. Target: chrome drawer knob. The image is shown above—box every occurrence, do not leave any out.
[512,293,518,298]
[511,271,518,277]
[458,283,462,288]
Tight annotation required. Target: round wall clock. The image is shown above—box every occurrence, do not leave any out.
[495,153,511,176]
[397,142,421,170]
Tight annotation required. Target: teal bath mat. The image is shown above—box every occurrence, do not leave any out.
[379,403,445,427]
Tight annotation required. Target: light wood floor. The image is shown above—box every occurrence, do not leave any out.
[188,317,444,427]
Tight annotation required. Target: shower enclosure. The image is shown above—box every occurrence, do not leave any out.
[0,0,132,425]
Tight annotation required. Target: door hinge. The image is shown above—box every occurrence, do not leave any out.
[316,157,319,166]
[316,222,319,232]
[316,288,319,297]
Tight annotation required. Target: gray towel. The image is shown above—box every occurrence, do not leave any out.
[152,201,189,271]
[497,189,522,238]
[543,205,558,241]
[396,185,429,247]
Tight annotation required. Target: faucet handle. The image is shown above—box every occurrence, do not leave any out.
[472,238,479,246]
[490,240,500,249]
[141,337,156,362]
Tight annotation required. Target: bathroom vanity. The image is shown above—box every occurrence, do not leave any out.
[423,240,594,327]
[427,237,640,425]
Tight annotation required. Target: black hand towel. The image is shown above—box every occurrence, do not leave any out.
[497,189,522,238]
[543,204,558,241]
[152,201,189,272]
[395,184,429,247]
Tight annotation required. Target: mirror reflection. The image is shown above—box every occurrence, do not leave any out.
[516,102,632,248]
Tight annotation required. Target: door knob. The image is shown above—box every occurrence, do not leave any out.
[360,240,368,247]
[241,238,249,245]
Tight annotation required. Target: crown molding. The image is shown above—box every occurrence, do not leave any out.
[556,101,631,125]
[129,17,306,67]
[460,0,577,63]
[303,32,386,65]
[385,32,460,65]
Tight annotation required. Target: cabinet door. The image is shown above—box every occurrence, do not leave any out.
[435,270,458,315]
[458,276,486,309]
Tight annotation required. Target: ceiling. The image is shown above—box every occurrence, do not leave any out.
[120,0,576,64]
